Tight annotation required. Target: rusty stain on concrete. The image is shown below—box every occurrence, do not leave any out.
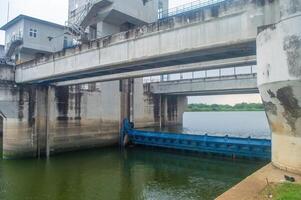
[18,88,24,120]
[262,100,277,115]
[267,89,276,98]
[283,35,301,77]
[55,86,69,121]
[28,88,36,127]
[270,120,285,133]
[276,86,301,133]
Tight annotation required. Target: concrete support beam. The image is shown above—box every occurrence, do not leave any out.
[148,74,258,96]
[54,56,256,86]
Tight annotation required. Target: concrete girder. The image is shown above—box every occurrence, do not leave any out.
[148,74,258,96]
[53,56,256,86]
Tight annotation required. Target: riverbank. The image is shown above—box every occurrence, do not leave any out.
[216,163,301,200]
[186,103,264,112]
[260,182,301,199]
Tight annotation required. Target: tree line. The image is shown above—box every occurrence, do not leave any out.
[186,103,264,112]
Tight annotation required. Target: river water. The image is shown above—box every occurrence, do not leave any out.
[0,112,269,200]
[157,111,271,139]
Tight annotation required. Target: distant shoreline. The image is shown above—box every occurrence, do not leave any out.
[185,110,264,112]
[186,103,264,112]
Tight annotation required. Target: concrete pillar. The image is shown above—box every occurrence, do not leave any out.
[162,95,168,126]
[257,0,301,174]
[1,85,51,159]
[35,86,51,158]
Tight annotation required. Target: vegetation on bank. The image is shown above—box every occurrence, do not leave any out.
[261,183,301,200]
[186,103,264,112]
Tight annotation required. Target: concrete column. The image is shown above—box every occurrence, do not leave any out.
[257,0,301,174]
[35,86,49,158]
[162,95,168,127]
[1,84,51,159]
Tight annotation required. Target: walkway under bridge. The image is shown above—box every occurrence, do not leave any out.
[145,70,258,96]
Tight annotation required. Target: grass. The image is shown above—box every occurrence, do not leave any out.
[261,183,301,200]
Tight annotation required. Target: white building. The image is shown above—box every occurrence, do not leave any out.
[0,15,73,64]
[67,0,168,40]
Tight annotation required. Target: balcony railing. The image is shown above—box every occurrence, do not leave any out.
[158,0,226,19]
[144,66,257,83]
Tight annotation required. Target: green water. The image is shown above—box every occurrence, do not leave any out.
[0,138,266,200]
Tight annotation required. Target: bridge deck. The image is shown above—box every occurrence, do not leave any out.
[122,120,271,159]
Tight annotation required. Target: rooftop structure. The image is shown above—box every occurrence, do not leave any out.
[67,0,168,40]
[0,15,73,64]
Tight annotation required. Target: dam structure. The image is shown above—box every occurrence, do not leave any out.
[0,0,300,175]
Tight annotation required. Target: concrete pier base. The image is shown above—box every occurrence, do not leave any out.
[0,76,187,158]
[257,0,301,174]
[259,81,301,174]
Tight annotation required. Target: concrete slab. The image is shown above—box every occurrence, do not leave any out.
[216,163,301,200]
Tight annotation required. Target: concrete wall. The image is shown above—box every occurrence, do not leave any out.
[47,82,121,154]
[133,78,158,128]
[133,78,186,128]
[1,85,36,158]
[0,116,2,137]
[68,0,166,24]
[4,19,24,47]
[111,0,160,23]
[22,18,70,53]
[163,95,187,126]
[0,82,121,158]
[1,74,185,158]
[97,21,120,37]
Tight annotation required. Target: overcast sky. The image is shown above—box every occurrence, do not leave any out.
[0,0,196,44]
[0,0,262,105]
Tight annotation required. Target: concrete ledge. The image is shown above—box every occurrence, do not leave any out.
[3,150,36,159]
[216,163,301,200]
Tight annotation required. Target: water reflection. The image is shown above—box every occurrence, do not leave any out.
[0,145,266,200]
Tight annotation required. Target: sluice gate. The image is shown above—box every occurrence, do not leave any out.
[122,120,271,159]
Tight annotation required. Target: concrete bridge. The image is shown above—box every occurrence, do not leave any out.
[147,73,258,96]
[15,0,276,84]
[1,0,301,175]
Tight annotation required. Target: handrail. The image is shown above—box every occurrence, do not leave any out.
[5,33,23,57]
[159,0,226,19]
[144,66,257,83]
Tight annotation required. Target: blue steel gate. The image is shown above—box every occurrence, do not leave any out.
[122,119,271,159]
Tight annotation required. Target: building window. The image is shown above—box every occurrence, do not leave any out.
[29,28,37,38]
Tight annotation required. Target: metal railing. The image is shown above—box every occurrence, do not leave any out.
[68,0,96,26]
[66,0,99,38]
[143,66,257,83]
[5,33,23,58]
[158,0,226,19]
